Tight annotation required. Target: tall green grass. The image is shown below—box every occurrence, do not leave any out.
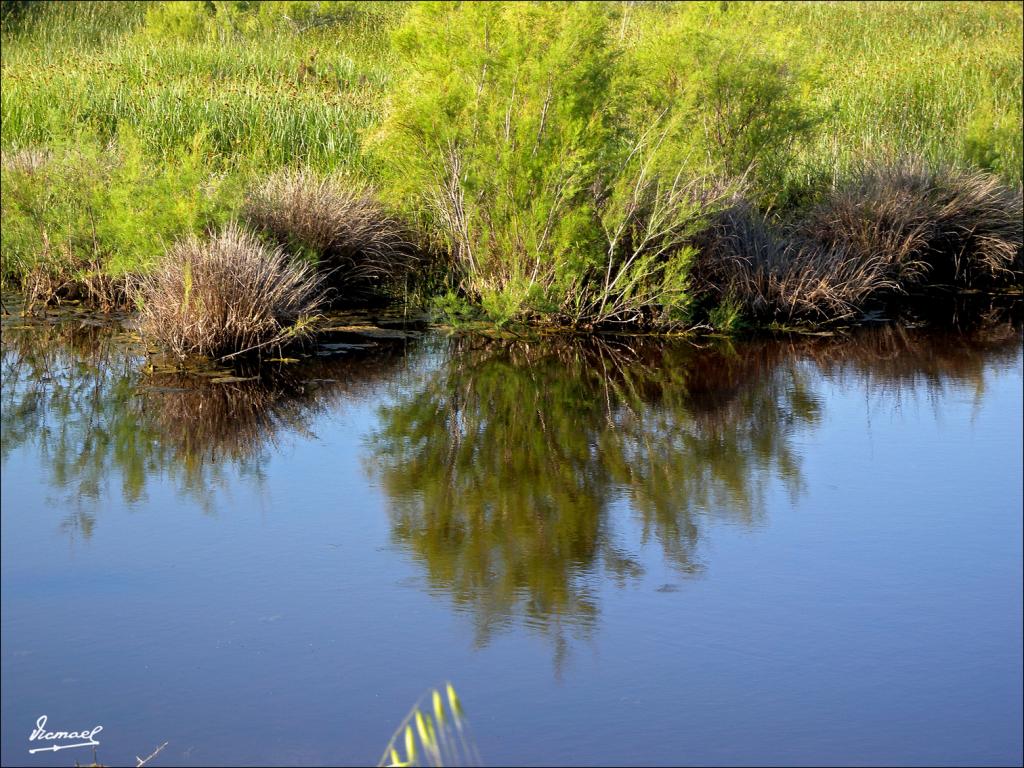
[786,1,1023,185]
[1,1,403,298]
[1,1,400,172]
[623,1,1023,199]
[5,1,1017,186]
[1,0,1021,329]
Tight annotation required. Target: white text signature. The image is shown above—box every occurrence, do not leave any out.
[28,715,103,755]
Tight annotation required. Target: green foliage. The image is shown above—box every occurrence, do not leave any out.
[627,2,822,203]
[961,104,1021,176]
[377,2,725,328]
[0,132,240,297]
[1,0,1021,325]
[143,1,404,42]
[708,296,746,334]
[378,2,613,287]
[430,290,480,326]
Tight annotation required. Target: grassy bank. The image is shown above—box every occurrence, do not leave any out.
[1,1,1021,352]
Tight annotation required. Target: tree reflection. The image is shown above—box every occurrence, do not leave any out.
[366,336,823,649]
[366,320,1021,655]
[4,304,1018,659]
[1,314,164,520]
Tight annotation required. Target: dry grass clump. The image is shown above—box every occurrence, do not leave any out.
[801,158,1023,290]
[242,169,417,297]
[692,160,1022,324]
[140,222,325,360]
[692,200,895,322]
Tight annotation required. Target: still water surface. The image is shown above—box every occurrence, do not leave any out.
[1,312,1022,766]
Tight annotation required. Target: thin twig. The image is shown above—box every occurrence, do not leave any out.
[136,741,168,768]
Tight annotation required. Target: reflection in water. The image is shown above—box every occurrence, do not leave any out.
[366,336,822,651]
[140,349,408,481]
[2,307,1020,658]
[1,315,153,536]
[0,311,411,526]
[802,321,1024,410]
[365,323,1022,654]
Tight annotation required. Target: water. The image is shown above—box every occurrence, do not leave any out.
[2,311,1021,767]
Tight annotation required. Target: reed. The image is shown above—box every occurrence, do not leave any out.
[139,223,325,360]
[800,158,1024,290]
[243,169,417,298]
[379,684,477,768]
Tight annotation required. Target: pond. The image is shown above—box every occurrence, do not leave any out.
[1,309,1022,767]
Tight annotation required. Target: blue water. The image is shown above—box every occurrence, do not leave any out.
[2,316,1021,766]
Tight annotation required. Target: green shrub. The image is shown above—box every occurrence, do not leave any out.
[377,2,731,328]
[627,2,822,203]
[0,132,240,306]
[707,296,746,334]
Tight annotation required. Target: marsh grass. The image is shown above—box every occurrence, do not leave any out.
[139,223,326,360]
[2,1,1021,331]
[0,145,49,174]
[692,200,891,324]
[801,158,1024,290]
[692,160,1023,325]
[243,169,418,299]
[0,135,241,306]
[0,2,400,171]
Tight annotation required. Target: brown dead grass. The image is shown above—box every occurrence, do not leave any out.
[692,160,1023,323]
[692,199,896,322]
[139,222,325,360]
[243,169,418,297]
[801,158,1023,289]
